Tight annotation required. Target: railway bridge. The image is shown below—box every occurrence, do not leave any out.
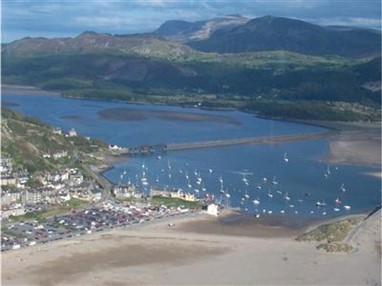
[122,130,335,155]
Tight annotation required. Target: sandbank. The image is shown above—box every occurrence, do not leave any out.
[328,129,381,167]
[98,107,242,125]
[1,85,60,96]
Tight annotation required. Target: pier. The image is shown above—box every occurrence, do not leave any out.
[122,131,335,155]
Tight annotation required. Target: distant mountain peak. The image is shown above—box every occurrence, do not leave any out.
[154,15,249,42]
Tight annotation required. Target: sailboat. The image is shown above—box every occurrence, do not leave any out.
[244,189,250,199]
[316,200,327,207]
[141,179,149,186]
[267,190,273,198]
[272,176,278,185]
[284,192,291,201]
[340,183,346,192]
[283,152,289,163]
[219,176,224,193]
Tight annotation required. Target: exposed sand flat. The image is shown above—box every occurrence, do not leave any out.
[2,212,381,286]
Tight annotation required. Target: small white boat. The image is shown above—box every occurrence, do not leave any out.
[253,199,260,205]
[344,205,351,210]
[340,183,346,192]
[334,207,340,212]
[272,176,278,185]
[280,210,285,214]
[141,177,149,186]
[316,201,327,207]
[284,192,291,201]
[283,152,289,163]
[225,193,231,198]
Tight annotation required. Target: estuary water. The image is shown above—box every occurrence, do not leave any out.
[3,93,381,224]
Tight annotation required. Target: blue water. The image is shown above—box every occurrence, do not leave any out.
[3,93,381,222]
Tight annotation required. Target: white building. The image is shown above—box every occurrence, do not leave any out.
[207,204,218,216]
[68,128,77,137]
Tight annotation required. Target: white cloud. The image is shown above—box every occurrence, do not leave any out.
[314,17,381,29]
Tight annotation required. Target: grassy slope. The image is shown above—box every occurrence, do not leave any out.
[1,108,108,174]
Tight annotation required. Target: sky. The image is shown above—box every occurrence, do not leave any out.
[1,0,381,43]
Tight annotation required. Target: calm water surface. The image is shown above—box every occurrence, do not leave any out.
[3,93,380,224]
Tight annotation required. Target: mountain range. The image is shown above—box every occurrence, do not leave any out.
[2,15,381,121]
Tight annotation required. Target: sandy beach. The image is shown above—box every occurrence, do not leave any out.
[1,211,381,286]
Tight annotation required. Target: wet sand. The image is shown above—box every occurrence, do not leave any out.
[2,211,380,286]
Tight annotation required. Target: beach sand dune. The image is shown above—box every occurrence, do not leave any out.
[2,212,380,286]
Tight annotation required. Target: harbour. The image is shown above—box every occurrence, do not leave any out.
[2,92,381,226]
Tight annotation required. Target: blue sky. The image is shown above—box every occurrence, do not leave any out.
[1,0,381,43]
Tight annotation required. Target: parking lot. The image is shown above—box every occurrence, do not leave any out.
[1,201,192,252]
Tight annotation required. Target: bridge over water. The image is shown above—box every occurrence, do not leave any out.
[122,130,335,155]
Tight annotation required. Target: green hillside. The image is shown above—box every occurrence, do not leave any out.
[1,108,108,174]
